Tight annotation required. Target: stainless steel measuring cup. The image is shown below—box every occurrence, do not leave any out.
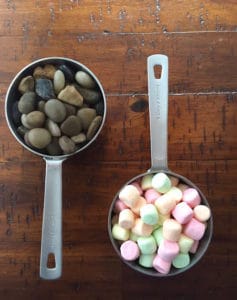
[5,57,106,280]
[108,54,213,276]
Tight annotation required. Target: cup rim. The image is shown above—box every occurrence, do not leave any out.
[5,56,107,159]
[108,169,213,277]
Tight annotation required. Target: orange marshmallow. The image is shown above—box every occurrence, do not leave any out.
[155,194,176,215]
[119,184,140,208]
[163,219,182,242]
[131,196,147,215]
[118,208,135,229]
[131,218,153,237]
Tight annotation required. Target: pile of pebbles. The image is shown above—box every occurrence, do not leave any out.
[11,63,104,155]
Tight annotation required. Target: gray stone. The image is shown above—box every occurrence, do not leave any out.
[37,100,45,113]
[35,78,55,100]
[64,103,77,116]
[44,99,67,123]
[17,125,28,137]
[46,137,62,156]
[25,111,45,128]
[95,101,104,116]
[45,119,61,137]
[18,76,35,94]
[75,85,100,105]
[59,136,76,154]
[59,64,74,82]
[12,101,22,126]
[18,92,36,114]
[77,107,96,131]
[28,128,51,149]
[58,85,83,107]
[71,133,86,144]
[86,116,103,140]
[60,115,82,137]
[75,71,96,89]
[54,69,65,94]
[21,114,32,129]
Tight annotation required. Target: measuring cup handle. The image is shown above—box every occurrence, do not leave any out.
[40,158,63,280]
[147,54,169,171]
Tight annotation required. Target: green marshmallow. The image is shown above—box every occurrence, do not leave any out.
[152,227,164,246]
[137,236,157,254]
[141,174,153,190]
[129,231,140,242]
[151,172,171,193]
[172,253,190,269]
[178,234,194,254]
[112,224,129,241]
[140,204,159,225]
[139,254,156,268]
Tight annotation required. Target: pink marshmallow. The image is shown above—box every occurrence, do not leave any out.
[120,240,140,261]
[172,202,194,224]
[153,254,171,274]
[183,218,206,240]
[183,188,201,208]
[114,199,128,213]
[158,239,179,262]
[189,240,199,254]
[144,188,161,204]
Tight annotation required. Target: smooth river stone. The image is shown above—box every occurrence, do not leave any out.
[33,64,56,79]
[75,71,96,89]
[25,111,45,128]
[86,115,102,140]
[60,115,82,137]
[45,119,61,137]
[53,69,65,94]
[21,114,32,129]
[59,136,76,154]
[12,101,22,126]
[46,137,62,156]
[64,103,77,116]
[59,64,74,82]
[28,128,51,149]
[71,132,86,144]
[35,78,55,100]
[18,92,36,114]
[77,108,96,130]
[95,101,104,116]
[37,100,45,113]
[18,76,35,94]
[58,85,83,107]
[44,99,67,123]
[17,125,28,137]
[75,85,100,105]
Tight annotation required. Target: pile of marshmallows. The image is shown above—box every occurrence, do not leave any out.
[111,172,211,274]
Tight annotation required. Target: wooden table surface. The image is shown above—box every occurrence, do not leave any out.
[0,1,236,299]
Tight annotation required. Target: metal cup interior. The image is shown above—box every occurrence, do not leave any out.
[108,170,213,277]
[5,57,106,159]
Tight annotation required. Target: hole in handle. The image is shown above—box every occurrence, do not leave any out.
[154,65,162,79]
[47,253,56,269]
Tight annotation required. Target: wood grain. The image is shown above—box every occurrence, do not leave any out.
[0,0,236,299]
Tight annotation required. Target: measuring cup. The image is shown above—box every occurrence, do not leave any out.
[5,57,106,280]
[108,54,213,276]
